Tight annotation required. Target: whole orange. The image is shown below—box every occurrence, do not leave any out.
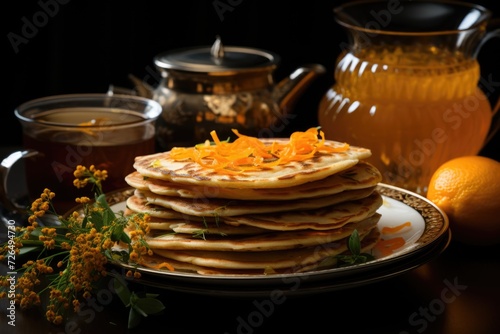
[426,155,500,246]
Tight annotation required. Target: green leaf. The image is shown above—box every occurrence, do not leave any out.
[18,246,42,255]
[132,304,148,318]
[101,208,115,228]
[316,256,338,269]
[128,307,142,329]
[29,229,42,237]
[134,297,166,315]
[111,225,124,242]
[96,193,114,214]
[89,210,105,230]
[108,249,130,263]
[360,252,375,261]
[334,229,377,267]
[348,229,361,255]
[112,277,131,306]
[53,233,71,244]
[126,292,165,329]
[119,231,131,244]
[338,255,354,262]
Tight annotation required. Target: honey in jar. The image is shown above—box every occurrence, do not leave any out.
[319,0,499,194]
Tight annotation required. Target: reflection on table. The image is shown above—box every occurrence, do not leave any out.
[1,236,499,334]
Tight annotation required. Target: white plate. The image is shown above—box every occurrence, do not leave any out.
[108,183,450,296]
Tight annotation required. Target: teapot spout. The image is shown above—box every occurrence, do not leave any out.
[106,74,155,99]
[274,64,326,112]
[128,74,155,99]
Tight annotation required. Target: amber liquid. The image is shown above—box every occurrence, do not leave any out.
[319,48,492,194]
[23,109,156,213]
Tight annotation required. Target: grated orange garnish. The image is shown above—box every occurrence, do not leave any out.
[381,221,412,234]
[169,127,349,174]
[373,237,406,257]
[153,261,175,271]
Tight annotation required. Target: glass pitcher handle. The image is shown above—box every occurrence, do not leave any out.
[0,149,38,213]
[476,25,500,148]
[484,98,500,146]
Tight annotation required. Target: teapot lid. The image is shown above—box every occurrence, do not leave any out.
[154,36,280,73]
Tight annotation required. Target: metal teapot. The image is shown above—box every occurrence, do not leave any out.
[120,37,325,150]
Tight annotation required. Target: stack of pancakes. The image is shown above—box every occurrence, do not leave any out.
[123,135,383,275]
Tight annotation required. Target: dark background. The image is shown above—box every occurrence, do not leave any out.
[2,0,499,160]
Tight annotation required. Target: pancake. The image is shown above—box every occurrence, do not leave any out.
[140,228,381,275]
[126,190,382,233]
[223,191,383,231]
[126,217,268,236]
[133,138,372,189]
[127,190,382,233]
[124,129,384,276]
[125,161,382,201]
[140,186,376,217]
[151,239,349,270]
[124,208,181,230]
[126,194,192,220]
[145,213,380,252]
[169,221,269,236]
[124,172,149,191]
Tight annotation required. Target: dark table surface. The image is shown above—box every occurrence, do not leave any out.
[1,144,500,334]
[1,237,499,334]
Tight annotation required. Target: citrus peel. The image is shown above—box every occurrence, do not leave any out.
[169,127,349,174]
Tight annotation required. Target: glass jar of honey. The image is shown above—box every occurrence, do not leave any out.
[318,0,499,194]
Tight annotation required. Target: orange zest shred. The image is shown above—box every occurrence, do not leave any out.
[169,127,349,174]
[152,261,175,271]
[381,221,412,234]
[373,237,406,257]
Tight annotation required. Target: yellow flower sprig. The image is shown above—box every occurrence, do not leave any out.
[0,165,164,328]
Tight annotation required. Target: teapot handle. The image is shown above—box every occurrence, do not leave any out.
[0,149,38,213]
[273,64,326,113]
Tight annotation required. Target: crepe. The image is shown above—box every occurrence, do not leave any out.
[126,189,381,233]
[125,161,382,201]
[145,213,380,252]
[139,186,376,217]
[140,228,381,275]
[123,128,384,276]
[126,192,212,221]
[133,138,372,189]
[223,191,383,231]
[168,221,268,236]
[124,215,266,235]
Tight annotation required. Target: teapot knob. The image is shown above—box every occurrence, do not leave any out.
[211,35,225,63]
